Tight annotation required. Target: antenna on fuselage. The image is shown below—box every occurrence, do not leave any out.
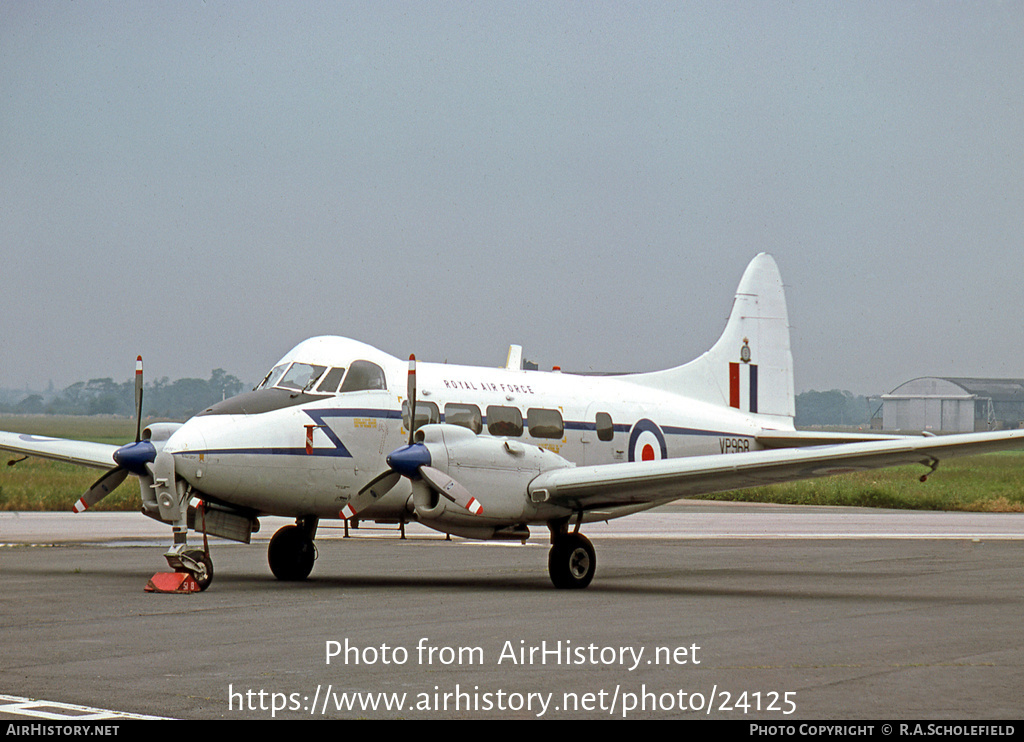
[505,344,523,371]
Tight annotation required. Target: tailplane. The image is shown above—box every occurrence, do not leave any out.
[630,253,795,426]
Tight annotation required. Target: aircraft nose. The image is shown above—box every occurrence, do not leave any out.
[163,417,209,455]
[112,440,156,475]
[386,443,431,478]
[159,417,210,486]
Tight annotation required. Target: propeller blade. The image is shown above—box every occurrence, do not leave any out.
[72,467,129,513]
[419,465,483,515]
[407,354,417,446]
[340,470,401,520]
[134,356,144,443]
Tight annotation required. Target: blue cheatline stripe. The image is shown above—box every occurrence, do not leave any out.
[663,425,737,437]
[749,364,758,413]
[306,408,403,420]
[182,406,752,459]
[563,421,592,431]
[196,447,350,458]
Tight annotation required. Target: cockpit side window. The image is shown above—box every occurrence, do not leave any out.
[316,367,346,393]
[339,360,387,393]
[277,363,328,392]
[258,363,289,391]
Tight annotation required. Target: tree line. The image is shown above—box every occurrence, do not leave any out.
[794,390,880,427]
[0,369,246,420]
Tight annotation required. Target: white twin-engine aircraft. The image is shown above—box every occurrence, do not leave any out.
[4,253,1024,590]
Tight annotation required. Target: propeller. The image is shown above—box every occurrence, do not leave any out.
[72,466,130,514]
[406,353,416,446]
[418,464,483,516]
[340,354,484,520]
[386,441,484,516]
[72,356,156,513]
[339,355,417,519]
[339,469,399,519]
[134,355,144,443]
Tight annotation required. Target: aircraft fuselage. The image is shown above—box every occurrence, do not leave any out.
[164,336,767,525]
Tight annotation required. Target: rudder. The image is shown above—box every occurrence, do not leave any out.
[630,253,795,425]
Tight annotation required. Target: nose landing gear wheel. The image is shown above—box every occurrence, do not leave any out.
[548,533,596,589]
[268,525,317,581]
[181,549,214,591]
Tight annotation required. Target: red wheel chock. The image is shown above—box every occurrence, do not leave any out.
[145,572,200,593]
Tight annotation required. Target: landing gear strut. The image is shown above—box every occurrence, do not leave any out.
[268,518,318,581]
[162,496,214,591]
[547,519,596,589]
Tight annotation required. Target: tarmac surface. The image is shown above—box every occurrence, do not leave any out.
[2,502,1024,720]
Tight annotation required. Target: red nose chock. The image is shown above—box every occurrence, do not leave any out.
[145,572,200,593]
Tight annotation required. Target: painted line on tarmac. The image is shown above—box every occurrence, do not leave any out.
[0,694,171,721]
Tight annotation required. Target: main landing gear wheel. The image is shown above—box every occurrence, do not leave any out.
[548,533,596,589]
[268,525,317,581]
[177,549,213,591]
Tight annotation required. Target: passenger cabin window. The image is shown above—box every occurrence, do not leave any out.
[339,360,387,392]
[595,412,614,442]
[486,405,523,437]
[277,363,327,392]
[316,367,346,393]
[403,400,439,432]
[445,403,482,434]
[527,408,563,439]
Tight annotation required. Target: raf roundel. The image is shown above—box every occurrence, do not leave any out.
[628,419,667,462]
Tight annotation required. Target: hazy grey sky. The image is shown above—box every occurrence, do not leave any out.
[2,2,1022,395]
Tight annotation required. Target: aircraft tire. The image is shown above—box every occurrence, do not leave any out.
[268,525,316,581]
[184,549,214,591]
[548,533,596,589]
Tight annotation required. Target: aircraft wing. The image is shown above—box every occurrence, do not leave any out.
[528,429,1024,511]
[0,431,119,470]
[756,430,913,448]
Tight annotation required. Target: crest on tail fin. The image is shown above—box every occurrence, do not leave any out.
[629,253,795,425]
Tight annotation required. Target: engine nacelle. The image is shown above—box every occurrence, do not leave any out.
[134,423,185,518]
[410,424,574,532]
[142,422,184,444]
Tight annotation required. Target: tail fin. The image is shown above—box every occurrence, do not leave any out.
[631,253,795,426]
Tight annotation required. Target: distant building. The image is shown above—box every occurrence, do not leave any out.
[881,377,1024,432]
